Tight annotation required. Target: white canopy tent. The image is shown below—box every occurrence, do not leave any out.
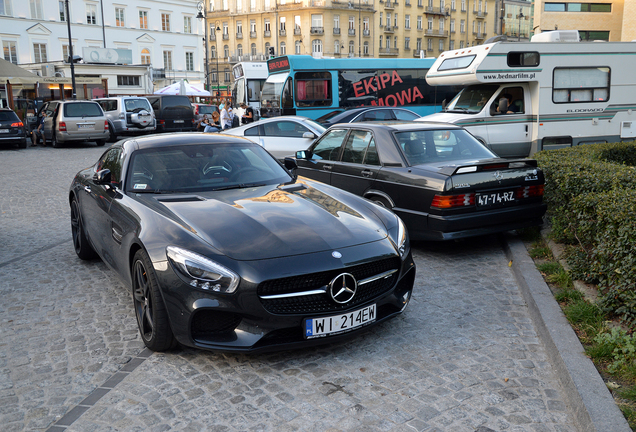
[154,80,210,96]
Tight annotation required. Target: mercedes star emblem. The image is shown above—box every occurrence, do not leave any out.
[329,273,357,304]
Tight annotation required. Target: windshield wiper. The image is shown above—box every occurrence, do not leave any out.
[211,183,267,191]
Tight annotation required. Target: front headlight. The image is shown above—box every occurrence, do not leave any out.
[391,217,408,259]
[166,246,239,293]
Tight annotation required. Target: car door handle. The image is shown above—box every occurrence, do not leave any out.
[84,186,91,194]
[323,164,333,171]
[475,119,485,122]
[361,169,373,177]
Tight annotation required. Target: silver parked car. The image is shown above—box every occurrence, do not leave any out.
[221,115,325,159]
[39,100,109,147]
[94,96,155,141]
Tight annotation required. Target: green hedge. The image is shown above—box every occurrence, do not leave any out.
[534,142,636,326]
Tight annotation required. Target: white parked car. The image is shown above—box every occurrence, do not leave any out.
[221,115,325,159]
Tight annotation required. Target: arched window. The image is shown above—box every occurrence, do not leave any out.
[223,45,229,58]
[312,39,322,53]
[251,43,256,55]
[334,41,340,54]
[280,41,286,55]
[141,48,151,64]
[363,41,369,55]
[295,40,301,54]
[210,45,216,59]
[379,35,383,49]
[349,40,354,54]
[237,44,243,56]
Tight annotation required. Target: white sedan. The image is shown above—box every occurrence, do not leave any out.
[221,116,325,159]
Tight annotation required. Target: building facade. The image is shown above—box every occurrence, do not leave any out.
[0,0,205,98]
[532,0,630,41]
[203,0,497,90]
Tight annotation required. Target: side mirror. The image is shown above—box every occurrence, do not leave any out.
[94,169,112,185]
[284,157,298,171]
[296,150,309,159]
[302,132,315,139]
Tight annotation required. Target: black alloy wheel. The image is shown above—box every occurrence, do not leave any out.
[70,199,97,260]
[132,249,176,351]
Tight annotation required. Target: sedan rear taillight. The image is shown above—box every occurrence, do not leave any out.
[59,121,67,131]
[516,185,544,199]
[104,121,109,130]
[431,193,475,209]
[11,121,23,127]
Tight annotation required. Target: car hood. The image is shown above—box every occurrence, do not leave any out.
[141,180,390,261]
[416,112,468,123]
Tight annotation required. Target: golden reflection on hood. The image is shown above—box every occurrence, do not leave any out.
[234,179,363,219]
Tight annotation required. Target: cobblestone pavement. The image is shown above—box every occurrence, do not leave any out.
[0,143,577,432]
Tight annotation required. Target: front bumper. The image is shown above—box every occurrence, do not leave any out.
[154,240,416,353]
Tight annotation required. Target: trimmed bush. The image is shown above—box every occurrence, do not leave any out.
[534,142,636,326]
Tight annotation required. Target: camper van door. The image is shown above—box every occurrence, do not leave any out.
[485,85,533,158]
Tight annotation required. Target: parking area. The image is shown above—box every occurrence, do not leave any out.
[0,143,578,431]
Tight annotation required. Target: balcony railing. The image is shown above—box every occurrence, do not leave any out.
[310,0,326,6]
[363,29,370,36]
[250,31,257,38]
[385,1,395,8]
[310,26,324,34]
[264,30,271,37]
[425,6,446,15]
[384,26,394,33]
[222,34,229,40]
[294,28,302,35]
[236,32,243,39]
[279,29,286,36]
[348,29,355,35]
[379,47,399,55]
[425,29,449,37]
[474,32,485,39]
[333,28,341,35]
[473,10,487,18]
[152,68,165,79]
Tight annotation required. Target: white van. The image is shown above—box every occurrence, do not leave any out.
[419,31,636,157]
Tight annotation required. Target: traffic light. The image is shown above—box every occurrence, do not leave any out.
[268,47,275,57]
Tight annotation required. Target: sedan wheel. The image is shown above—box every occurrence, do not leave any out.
[372,196,392,209]
[70,199,97,260]
[132,250,176,351]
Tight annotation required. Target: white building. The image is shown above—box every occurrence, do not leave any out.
[0,0,206,97]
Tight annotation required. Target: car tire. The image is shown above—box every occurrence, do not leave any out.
[371,196,393,209]
[70,199,97,260]
[132,249,177,352]
[108,123,117,142]
[18,139,27,149]
[96,140,106,146]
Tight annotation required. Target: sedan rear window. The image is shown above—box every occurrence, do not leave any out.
[64,102,103,117]
[395,129,496,166]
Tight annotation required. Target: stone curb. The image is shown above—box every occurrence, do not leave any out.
[503,233,631,432]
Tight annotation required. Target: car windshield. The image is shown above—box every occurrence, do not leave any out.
[302,119,326,134]
[124,99,152,112]
[444,84,500,114]
[395,129,496,166]
[126,142,292,193]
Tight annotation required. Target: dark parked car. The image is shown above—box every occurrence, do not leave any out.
[146,95,195,132]
[316,107,421,127]
[286,122,547,241]
[0,108,27,148]
[69,133,414,352]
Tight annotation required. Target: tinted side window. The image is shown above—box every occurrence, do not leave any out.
[393,109,420,121]
[245,125,259,136]
[96,148,123,186]
[311,129,348,161]
[360,109,392,121]
[342,130,374,164]
[263,121,309,137]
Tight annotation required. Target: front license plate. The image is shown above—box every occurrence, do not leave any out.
[305,304,376,339]
[476,190,515,207]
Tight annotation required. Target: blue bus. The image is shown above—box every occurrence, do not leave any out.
[260,55,460,120]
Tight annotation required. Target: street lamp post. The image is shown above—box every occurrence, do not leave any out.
[196,2,210,93]
[214,21,220,97]
[518,7,524,41]
[64,0,76,99]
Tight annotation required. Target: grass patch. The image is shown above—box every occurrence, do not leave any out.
[529,245,552,259]
[537,261,562,275]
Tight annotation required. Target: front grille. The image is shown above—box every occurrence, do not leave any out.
[258,257,401,315]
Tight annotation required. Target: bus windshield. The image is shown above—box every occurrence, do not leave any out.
[261,73,289,109]
[248,79,265,102]
[444,84,499,114]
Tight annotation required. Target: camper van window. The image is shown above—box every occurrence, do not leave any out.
[507,52,540,67]
[445,84,499,113]
[553,67,609,103]
[438,55,476,71]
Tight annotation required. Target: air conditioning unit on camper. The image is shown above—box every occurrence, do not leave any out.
[41,64,55,77]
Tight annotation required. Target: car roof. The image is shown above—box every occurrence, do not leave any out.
[121,132,255,151]
[325,121,464,132]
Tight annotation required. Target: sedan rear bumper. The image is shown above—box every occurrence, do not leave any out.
[400,202,547,241]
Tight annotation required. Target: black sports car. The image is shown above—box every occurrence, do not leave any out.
[69,133,415,352]
[285,122,547,241]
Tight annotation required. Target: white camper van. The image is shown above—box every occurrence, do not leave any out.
[419,31,636,157]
